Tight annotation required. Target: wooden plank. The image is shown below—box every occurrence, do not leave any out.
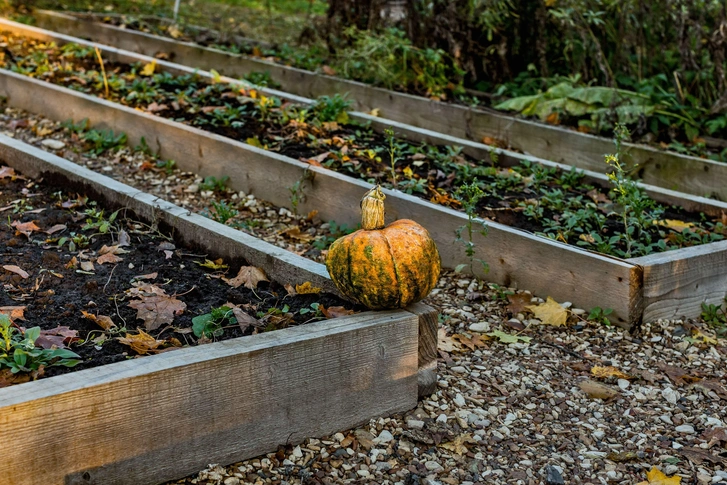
[29,10,727,201]
[0,310,418,485]
[0,67,639,325]
[0,134,438,396]
[406,302,439,397]
[629,241,727,322]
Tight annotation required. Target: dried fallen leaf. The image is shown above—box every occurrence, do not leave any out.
[127,285,187,331]
[486,330,532,344]
[452,333,489,351]
[45,224,67,235]
[223,266,268,289]
[0,306,25,320]
[606,451,639,463]
[117,229,131,247]
[295,281,322,294]
[97,252,123,265]
[65,256,78,269]
[194,258,228,270]
[321,305,355,319]
[677,446,725,465]
[11,220,40,237]
[35,326,79,349]
[591,365,633,380]
[656,219,695,233]
[506,293,532,315]
[437,328,460,353]
[635,466,681,485]
[132,272,158,282]
[702,427,727,446]
[526,297,568,326]
[439,433,476,456]
[81,310,116,331]
[657,362,702,386]
[80,261,95,272]
[117,329,166,355]
[224,302,261,332]
[284,283,297,296]
[0,166,23,179]
[579,379,619,400]
[3,265,29,279]
[694,379,727,400]
[0,368,31,388]
[282,226,314,242]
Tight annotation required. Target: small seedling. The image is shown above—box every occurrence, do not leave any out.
[192,306,235,339]
[210,200,239,224]
[312,93,351,123]
[288,168,314,215]
[587,307,614,326]
[453,182,489,275]
[200,175,230,193]
[82,128,127,155]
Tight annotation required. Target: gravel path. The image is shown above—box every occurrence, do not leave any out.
[2,108,726,485]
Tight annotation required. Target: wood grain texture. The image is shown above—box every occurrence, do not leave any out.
[28,11,727,201]
[406,302,439,397]
[0,311,418,485]
[630,241,727,322]
[0,69,639,325]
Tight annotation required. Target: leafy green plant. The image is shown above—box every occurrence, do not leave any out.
[0,315,81,374]
[82,128,128,155]
[311,93,351,123]
[192,306,235,339]
[243,71,281,88]
[453,182,489,274]
[200,175,230,193]
[701,297,727,335]
[81,207,119,234]
[313,221,355,250]
[209,201,239,224]
[298,302,324,319]
[587,307,613,326]
[288,168,314,215]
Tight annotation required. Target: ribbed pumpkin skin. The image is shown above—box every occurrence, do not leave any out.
[326,219,441,309]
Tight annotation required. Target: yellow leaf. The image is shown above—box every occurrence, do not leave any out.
[209,68,222,83]
[295,281,322,294]
[247,137,264,148]
[117,329,166,355]
[140,61,156,76]
[655,219,695,233]
[439,433,475,456]
[369,108,380,117]
[636,467,682,485]
[194,258,228,270]
[591,365,633,380]
[403,166,414,179]
[692,329,719,346]
[579,233,596,244]
[526,296,568,326]
[167,24,182,38]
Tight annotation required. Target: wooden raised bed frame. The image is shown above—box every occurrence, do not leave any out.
[1,19,727,326]
[31,9,727,201]
[0,135,438,485]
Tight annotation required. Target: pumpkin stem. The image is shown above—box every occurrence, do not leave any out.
[360,185,386,230]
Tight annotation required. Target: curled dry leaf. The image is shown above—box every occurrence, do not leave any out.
[224,302,261,332]
[117,230,131,247]
[223,265,268,290]
[81,310,116,331]
[579,379,619,400]
[320,305,355,319]
[0,166,24,179]
[65,256,78,269]
[591,365,633,380]
[0,306,25,320]
[295,281,322,294]
[80,261,95,272]
[11,220,40,237]
[438,433,476,456]
[526,297,568,326]
[282,226,314,242]
[97,252,123,265]
[117,329,166,355]
[195,258,228,270]
[3,265,29,279]
[35,326,79,349]
[45,224,67,235]
[657,362,702,386]
[284,283,297,296]
[127,285,187,331]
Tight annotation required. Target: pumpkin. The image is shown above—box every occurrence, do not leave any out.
[325,185,441,309]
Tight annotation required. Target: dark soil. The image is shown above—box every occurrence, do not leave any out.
[0,167,357,381]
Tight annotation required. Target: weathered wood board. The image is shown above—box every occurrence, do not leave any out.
[0,134,438,396]
[0,310,418,485]
[29,9,727,201]
[0,69,640,325]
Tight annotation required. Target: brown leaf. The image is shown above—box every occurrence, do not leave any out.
[224,302,261,332]
[80,261,95,272]
[439,433,475,456]
[223,265,268,289]
[65,256,78,269]
[451,333,489,351]
[11,220,40,237]
[579,379,619,400]
[3,265,29,279]
[587,188,611,205]
[321,65,336,76]
[308,151,331,165]
[282,226,314,242]
[117,330,166,355]
[0,368,31,388]
[702,427,727,445]
[694,379,727,400]
[97,252,123,265]
[128,285,187,331]
[321,305,355,319]
[295,281,322,294]
[606,451,639,463]
[677,446,725,465]
[146,102,169,112]
[0,306,25,320]
[506,293,532,315]
[35,326,79,349]
[284,283,297,296]
[45,224,67,235]
[657,362,702,386]
[81,310,116,331]
[132,272,158,282]
[0,166,24,179]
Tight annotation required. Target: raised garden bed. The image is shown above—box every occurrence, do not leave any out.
[28,9,727,201]
[0,136,434,485]
[1,21,727,326]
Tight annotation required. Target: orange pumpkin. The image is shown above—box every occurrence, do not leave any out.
[325,185,441,309]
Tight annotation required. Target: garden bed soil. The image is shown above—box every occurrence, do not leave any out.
[56,11,727,162]
[1,29,725,260]
[0,167,357,383]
